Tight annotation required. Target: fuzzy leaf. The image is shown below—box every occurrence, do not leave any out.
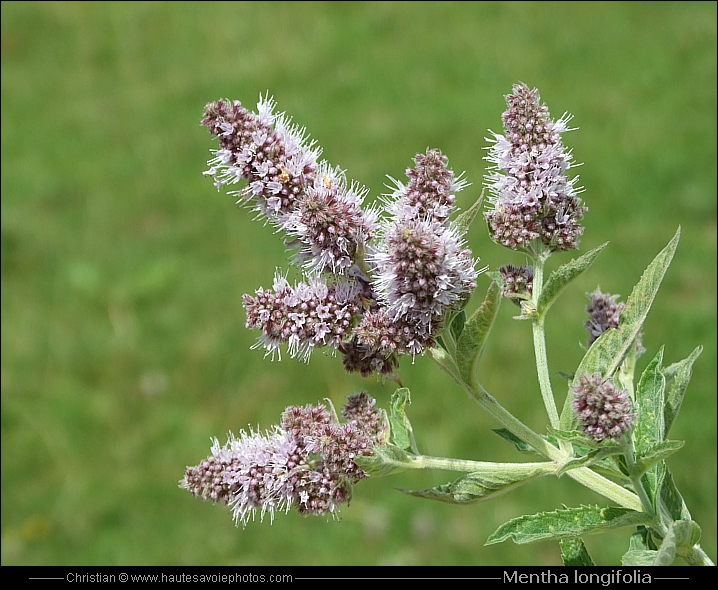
[549,427,605,449]
[427,345,462,385]
[453,188,484,235]
[568,228,680,413]
[389,388,418,453]
[493,428,534,453]
[354,444,412,478]
[556,447,625,477]
[634,347,667,454]
[400,463,551,505]
[634,348,667,510]
[486,506,653,545]
[456,281,501,385]
[455,278,501,387]
[622,549,658,566]
[537,242,608,320]
[663,346,702,435]
[661,469,691,521]
[650,520,699,566]
[449,309,466,341]
[674,519,701,548]
[622,527,658,565]
[632,440,684,478]
[560,537,595,566]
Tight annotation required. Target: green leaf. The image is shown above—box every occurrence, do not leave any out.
[354,444,413,478]
[399,481,457,504]
[449,309,466,341]
[453,188,484,235]
[548,427,604,448]
[623,527,659,565]
[560,537,595,566]
[663,345,702,435]
[556,446,626,478]
[569,227,680,395]
[650,520,698,566]
[674,519,701,548]
[455,278,501,387]
[493,428,534,453]
[622,549,658,566]
[631,525,659,550]
[661,468,691,521]
[427,345,462,385]
[634,348,667,510]
[634,348,667,455]
[388,388,418,453]
[537,242,608,320]
[486,506,653,545]
[400,463,552,505]
[631,440,684,478]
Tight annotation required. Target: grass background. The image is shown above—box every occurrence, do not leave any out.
[1,1,715,567]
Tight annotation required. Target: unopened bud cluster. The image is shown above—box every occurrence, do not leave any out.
[585,288,644,355]
[572,373,636,443]
[499,264,534,301]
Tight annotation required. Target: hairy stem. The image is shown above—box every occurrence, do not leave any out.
[407,455,555,474]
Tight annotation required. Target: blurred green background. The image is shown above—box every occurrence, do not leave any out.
[1,1,715,567]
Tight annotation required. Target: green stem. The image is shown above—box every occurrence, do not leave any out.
[624,443,658,520]
[406,455,554,474]
[530,255,561,432]
[681,545,715,566]
[428,351,643,511]
[464,381,643,511]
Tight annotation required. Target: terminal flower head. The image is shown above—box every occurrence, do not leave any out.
[370,149,482,336]
[203,96,375,275]
[180,393,386,526]
[484,82,586,255]
[202,95,320,220]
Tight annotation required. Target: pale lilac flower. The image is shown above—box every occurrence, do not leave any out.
[202,95,320,221]
[572,373,636,443]
[282,163,378,274]
[384,148,468,223]
[354,307,434,359]
[338,336,400,378]
[242,272,361,362]
[484,83,587,254]
[181,393,386,526]
[203,96,375,275]
[370,150,481,335]
[180,426,304,526]
[371,217,479,332]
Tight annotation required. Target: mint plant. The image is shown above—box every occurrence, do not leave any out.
[181,83,713,566]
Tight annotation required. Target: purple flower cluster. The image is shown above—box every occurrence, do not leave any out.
[498,264,534,301]
[332,150,483,377]
[369,150,481,345]
[180,392,386,526]
[203,99,482,376]
[242,272,360,362]
[585,288,644,355]
[572,373,636,443]
[202,96,376,275]
[484,83,587,254]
